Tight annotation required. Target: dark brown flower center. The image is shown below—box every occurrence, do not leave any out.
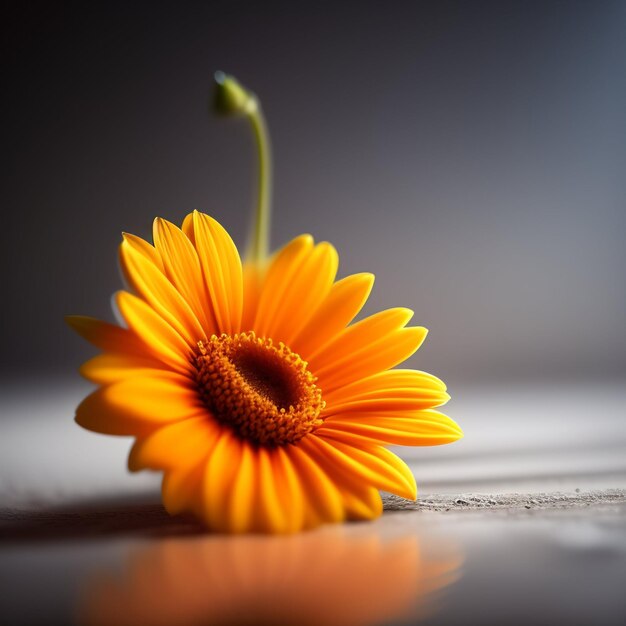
[195,332,324,446]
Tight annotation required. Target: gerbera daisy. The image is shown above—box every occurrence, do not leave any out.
[67,73,462,533]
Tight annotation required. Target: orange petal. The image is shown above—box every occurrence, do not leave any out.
[79,353,169,385]
[121,232,164,271]
[253,235,313,337]
[290,272,374,360]
[308,307,413,366]
[261,242,339,346]
[202,428,243,532]
[323,370,450,416]
[191,211,243,335]
[313,322,428,394]
[270,446,305,533]
[75,388,155,437]
[254,447,290,533]
[324,369,447,406]
[181,211,195,243]
[76,373,202,436]
[241,260,265,331]
[65,315,144,355]
[318,410,464,446]
[337,483,383,521]
[227,443,257,533]
[115,291,192,374]
[323,394,450,416]
[162,463,205,516]
[301,435,417,500]
[294,437,383,521]
[119,239,205,345]
[287,444,345,527]
[128,415,218,472]
[153,217,216,334]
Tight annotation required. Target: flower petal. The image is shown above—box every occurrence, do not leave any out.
[119,239,205,345]
[241,261,265,331]
[202,428,243,532]
[65,315,144,355]
[128,415,218,472]
[270,446,305,533]
[318,410,464,446]
[261,242,339,346]
[308,307,414,365]
[253,235,313,337]
[337,483,383,521]
[323,370,450,416]
[153,217,216,335]
[79,353,170,385]
[162,463,205,516]
[121,232,164,271]
[115,291,192,373]
[76,373,202,436]
[286,444,345,527]
[293,438,383,521]
[323,394,450,416]
[301,435,417,500]
[290,272,374,360]
[310,309,428,393]
[192,211,243,335]
[75,388,155,437]
[254,446,290,533]
[317,327,426,390]
[324,369,447,406]
[227,443,257,533]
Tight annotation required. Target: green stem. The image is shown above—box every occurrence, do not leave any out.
[212,72,272,264]
[248,107,272,264]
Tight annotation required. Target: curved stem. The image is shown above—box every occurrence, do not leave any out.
[248,107,272,264]
[212,72,272,264]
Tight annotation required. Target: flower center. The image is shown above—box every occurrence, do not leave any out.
[195,332,325,446]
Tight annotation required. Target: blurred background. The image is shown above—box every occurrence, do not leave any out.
[3,0,625,385]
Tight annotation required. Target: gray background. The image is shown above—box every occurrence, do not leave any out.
[3,0,625,385]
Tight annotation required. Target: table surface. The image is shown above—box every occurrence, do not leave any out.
[1,378,625,626]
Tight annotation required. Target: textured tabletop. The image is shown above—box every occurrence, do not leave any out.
[1,379,626,625]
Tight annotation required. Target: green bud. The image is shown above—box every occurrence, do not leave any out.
[213,71,257,117]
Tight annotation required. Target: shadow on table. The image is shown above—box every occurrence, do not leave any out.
[0,494,205,543]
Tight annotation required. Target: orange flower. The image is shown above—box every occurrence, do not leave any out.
[78,527,463,626]
[67,211,462,533]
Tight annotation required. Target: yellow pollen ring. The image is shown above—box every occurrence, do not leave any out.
[195,332,325,446]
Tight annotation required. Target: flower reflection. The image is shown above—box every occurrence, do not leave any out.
[78,526,462,626]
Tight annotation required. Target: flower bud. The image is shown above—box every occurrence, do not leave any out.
[213,71,257,117]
